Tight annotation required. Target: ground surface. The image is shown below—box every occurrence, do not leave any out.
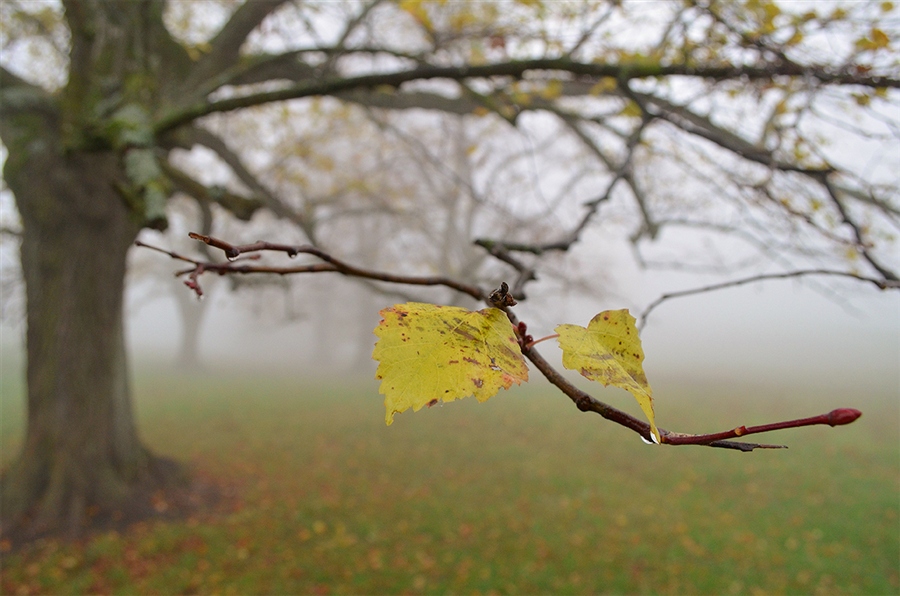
[1,363,897,595]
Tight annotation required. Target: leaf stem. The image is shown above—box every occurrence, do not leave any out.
[525,334,559,349]
[139,233,864,452]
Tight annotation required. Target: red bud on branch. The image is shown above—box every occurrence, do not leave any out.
[826,408,862,426]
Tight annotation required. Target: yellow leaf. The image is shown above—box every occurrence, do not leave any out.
[556,310,660,443]
[398,0,433,30]
[589,78,617,96]
[510,91,532,106]
[373,303,528,425]
[871,27,890,48]
[785,30,803,46]
[539,79,564,100]
[619,100,643,119]
[856,27,891,51]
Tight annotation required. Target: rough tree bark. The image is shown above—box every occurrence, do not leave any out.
[0,0,196,539]
[1,124,184,537]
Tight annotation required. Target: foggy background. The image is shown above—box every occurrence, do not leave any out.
[1,0,897,408]
[5,228,894,400]
[122,238,898,388]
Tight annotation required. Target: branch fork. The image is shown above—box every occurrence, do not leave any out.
[139,233,863,452]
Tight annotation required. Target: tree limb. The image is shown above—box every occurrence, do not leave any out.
[629,90,826,173]
[161,161,262,221]
[820,176,899,281]
[168,126,315,240]
[138,233,864,451]
[155,58,900,133]
[180,0,291,96]
[639,269,900,328]
[181,232,486,302]
[472,108,645,256]
[0,65,57,115]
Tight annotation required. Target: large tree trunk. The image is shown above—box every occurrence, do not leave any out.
[0,104,180,540]
[0,0,207,541]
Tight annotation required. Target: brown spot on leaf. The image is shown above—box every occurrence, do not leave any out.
[473,378,484,388]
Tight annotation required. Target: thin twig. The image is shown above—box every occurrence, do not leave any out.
[518,333,788,451]
[142,234,486,301]
[134,240,201,265]
[662,408,862,446]
[138,234,864,451]
[640,269,900,328]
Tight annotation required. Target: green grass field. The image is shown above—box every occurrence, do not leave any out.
[1,361,898,595]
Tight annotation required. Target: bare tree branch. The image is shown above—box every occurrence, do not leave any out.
[563,2,618,59]
[205,46,421,92]
[170,126,316,240]
[155,58,900,133]
[821,176,899,281]
[473,107,646,256]
[317,0,386,76]
[831,181,900,219]
[639,269,900,328]
[138,234,864,451]
[161,161,262,221]
[0,65,57,114]
[180,233,486,302]
[180,0,291,97]
[629,90,828,173]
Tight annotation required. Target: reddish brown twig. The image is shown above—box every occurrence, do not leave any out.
[139,234,864,452]
[186,232,485,300]
[522,339,861,451]
[138,234,485,301]
[505,312,860,451]
[661,408,862,446]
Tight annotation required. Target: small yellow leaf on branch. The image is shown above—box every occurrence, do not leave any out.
[556,310,660,443]
[373,303,528,425]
